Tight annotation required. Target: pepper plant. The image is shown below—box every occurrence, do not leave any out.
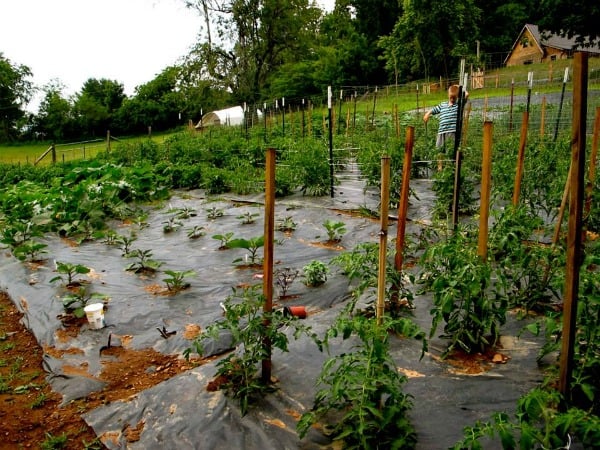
[322,219,346,242]
[50,261,91,287]
[302,260,329,287]
[226,235,265,265]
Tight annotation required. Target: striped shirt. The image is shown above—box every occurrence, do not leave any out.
[430,101,458,134]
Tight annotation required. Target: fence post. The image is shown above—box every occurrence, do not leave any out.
[51,144,56,164]
[261,147,276,384]
[394,126,414,273]
[106,130,111,153]
[512,111,529,206]
[478,122,493,259]
[377,156,391,326]
[559,51,588,400]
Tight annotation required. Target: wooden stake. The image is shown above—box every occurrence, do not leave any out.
[585,107,600,219]
[553,164,572,244]
[512,111,529,206]
[377,156,391,326]
[478,122,493,259]
[395,127,414,272]
[540,96,547,137]
[559,52,588,399]
[261,148,276,384]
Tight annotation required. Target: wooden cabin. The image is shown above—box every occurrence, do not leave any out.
[505,24,600,66]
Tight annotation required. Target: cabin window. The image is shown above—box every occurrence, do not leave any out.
[550,55,557,61]
[520,37,529,48]
[524,59,533,65]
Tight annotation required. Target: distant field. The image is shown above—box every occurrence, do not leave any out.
[0,133,175,165]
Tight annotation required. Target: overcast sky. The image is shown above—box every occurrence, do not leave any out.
[1,0,334,112]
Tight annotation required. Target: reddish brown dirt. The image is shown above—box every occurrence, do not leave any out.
[0,291,199,449]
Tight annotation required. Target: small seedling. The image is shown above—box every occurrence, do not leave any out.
[116,233,137,256]
[237,211,259,225]
[162,216,183,233]
[323,219,346,242]
[163,269,196,292]
[125,249,163,273]
[206,206,224,220]
[13,240,48,262]
[41,432,68,450]
[303,260,329,286]
[168,205,197,219]
[187,226,206,239]
[61,286,108,318]
[212,232,234,249]
[50,261,91,287]
[228,236,265,265]
[275,267,299,297]
[275,216,297,232]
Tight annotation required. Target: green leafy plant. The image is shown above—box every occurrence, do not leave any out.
[419,232,507,357]
[162,216,183,233]
[274,267,299,297]
[322,219,346,242]
[184,285,317,415]
[212,232,234,249]
[125,249,163,273]
[237,211,259,225]
[302,260,329,286]
[61,287,108,319]
[163,269,196,292]
[13,240,48,262]
[227,235,265,265]
[275,216,297,232]
[41,432,68,450]
[187,225,206,239]
[50,261,91,287]
[115,232,137,256]
[331,242,415,317]
[298,313,423,448]
[168,205,197,219]
[206,206,224,220]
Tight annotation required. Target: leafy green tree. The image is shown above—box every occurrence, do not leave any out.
[114,66,184,134]
[0,53,33,142]
[379,0,481,81]
[184,0,322,103]
[538,0,600,47]
[73,78,125,137]
[33,80,74,142]
[473,0,541,61]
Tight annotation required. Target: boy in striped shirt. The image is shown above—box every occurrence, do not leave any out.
[423,84,468,151]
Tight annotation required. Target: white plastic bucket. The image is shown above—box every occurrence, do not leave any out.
[84,303,105,329]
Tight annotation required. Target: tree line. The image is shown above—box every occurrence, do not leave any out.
[1,0,597,143]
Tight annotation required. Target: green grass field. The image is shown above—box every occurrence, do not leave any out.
[0,133,175,165]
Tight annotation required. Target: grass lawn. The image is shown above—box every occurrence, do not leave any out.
[0,131,177,165]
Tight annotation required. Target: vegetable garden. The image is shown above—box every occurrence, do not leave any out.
[0,56,599,449]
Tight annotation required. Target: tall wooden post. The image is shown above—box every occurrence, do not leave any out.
[106,130,111,153]
[395,127,414,272]
[377,156,391,326]
[585,107,600,218]
[559,52,588,399]
[512,111,529,206]
[478,122,493,259]
[262,148,276,384]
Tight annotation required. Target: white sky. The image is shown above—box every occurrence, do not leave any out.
[0,0,334,112]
